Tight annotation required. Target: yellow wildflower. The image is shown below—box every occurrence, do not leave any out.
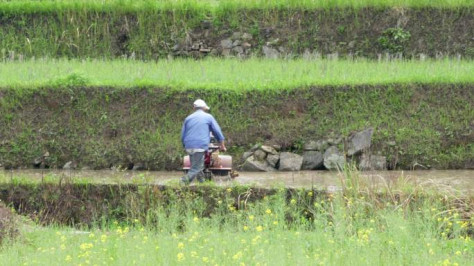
[290,199,297,205]
[232,251,243,260]
[226,188,232,193]
[243,225,249,231]
[202,257,209,263]
[193,217,200,223]
[249,215,254,221]
[65,255,72,262]
[177,252,185,262]
[265,209,272,214]
[308,191,313,196]
[80,243,93,250]
[178,242,185,249]
[273,221,278,225]
[256,226,263,232]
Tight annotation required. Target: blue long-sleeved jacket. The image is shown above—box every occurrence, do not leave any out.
[181,109,225,150]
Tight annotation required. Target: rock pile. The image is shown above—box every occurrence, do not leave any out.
[240,128,388,172]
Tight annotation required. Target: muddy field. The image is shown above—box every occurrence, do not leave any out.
[2,169,473,194]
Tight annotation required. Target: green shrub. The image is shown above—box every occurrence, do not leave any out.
[51,73,89,87]
[378,27,411,54]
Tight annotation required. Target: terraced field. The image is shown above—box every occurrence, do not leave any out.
[0,1,473,265]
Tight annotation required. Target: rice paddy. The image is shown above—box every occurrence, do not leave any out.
[1,0,473,13]
[0,58,472,90]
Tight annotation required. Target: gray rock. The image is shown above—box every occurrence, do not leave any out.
[63,161,74,170]
[359,155,387,171]
[249,144,261,152]
[328,137,343,145]
[278,152,303,171]
[301,151,324,170]
[81,166,91,170]
[304,140,328,151]
[132,163,146,171]
[242,33,253,40]
[220,39,233,49]
[266,154,280,168]
[222,48,231,57]
[242,151,254,161]
[262,46,279,59]
[242,42,252,49]
[387,141,396,146]
[33,157,42,167]
[323,146,345,170]
[232,46,244,55]
[260,145,278,155]
[266,38,280,46]
[231,32,242,40]
[253,150,267,161]
[241,156,274,172]
[272,145,281,151]
[172,44,180,51]
[232,40,241,47]
[347,128,374,156]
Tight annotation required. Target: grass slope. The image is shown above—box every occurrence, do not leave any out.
[0,83,472,170]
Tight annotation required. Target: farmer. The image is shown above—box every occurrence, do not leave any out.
[180,99,226,184]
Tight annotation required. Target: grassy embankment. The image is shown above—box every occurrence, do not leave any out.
[2,0,473,10]
[0,169,473,265]
[0,59,473,170]
[1,0,473,59]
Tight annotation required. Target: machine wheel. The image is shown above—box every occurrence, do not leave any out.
[211,170,230,176]
[203,170,213,181]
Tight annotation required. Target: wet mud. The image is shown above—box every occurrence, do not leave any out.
[1,170,473,195]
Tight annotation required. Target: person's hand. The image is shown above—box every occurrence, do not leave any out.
[220,143,227,152]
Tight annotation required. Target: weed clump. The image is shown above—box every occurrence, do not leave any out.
[51,73,89,87]
[378,27,411,54]
[0,202,19,245]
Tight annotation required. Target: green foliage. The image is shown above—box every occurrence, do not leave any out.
[0,179,472,265]
[378,27,412,54]
[51,73,90,87]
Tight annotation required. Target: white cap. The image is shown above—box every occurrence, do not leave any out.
[193,99,210,110]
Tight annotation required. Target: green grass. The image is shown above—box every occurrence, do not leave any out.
[1,58,473,90]
[1,0,473,14]
[1,176,473,266]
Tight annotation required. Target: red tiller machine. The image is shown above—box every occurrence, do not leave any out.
[182,143,235,180]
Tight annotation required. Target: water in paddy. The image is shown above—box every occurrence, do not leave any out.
[1,169,473,195]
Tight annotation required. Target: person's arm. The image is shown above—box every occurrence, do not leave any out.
[209,116,226,151]
[181,120,186,148]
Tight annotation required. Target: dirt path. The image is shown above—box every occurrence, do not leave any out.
[1,170,473,195]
